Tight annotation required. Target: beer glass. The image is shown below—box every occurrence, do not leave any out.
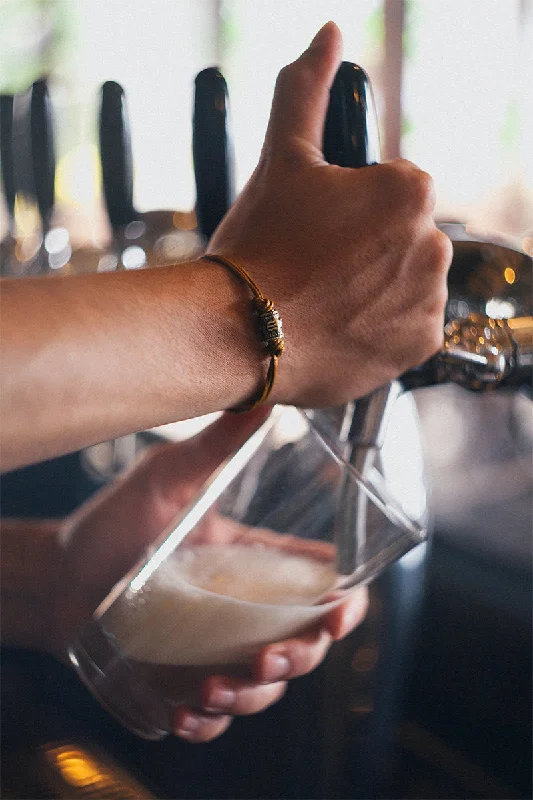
[69,403,427,739]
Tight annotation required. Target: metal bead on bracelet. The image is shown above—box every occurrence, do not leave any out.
[200,254,284,412]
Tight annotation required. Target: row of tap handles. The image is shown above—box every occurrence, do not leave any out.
[0,68,233,276]
[1,64,532,401]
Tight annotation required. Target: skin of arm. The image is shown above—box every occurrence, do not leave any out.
[0,261,264,469]
[0,22,452,472]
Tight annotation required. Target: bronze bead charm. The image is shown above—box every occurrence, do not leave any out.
[254,298,285,356]
[200,254,285,411]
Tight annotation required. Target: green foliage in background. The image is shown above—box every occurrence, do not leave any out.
[500,100,521,154]
[402,0,419,60]
[0,0,75,93]
[365,5,385,49]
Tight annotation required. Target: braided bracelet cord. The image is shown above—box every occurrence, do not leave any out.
[200,254,285,413]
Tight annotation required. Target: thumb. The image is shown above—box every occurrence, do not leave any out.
[262,21,343,167]
[156,405,272,499]
[185,405,272,478]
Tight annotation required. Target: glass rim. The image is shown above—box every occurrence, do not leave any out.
[95,404,427,617]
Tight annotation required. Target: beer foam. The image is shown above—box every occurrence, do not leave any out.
[104,544,339,665]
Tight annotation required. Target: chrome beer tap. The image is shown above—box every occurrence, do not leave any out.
[403,312,533,393]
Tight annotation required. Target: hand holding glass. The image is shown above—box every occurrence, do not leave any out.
[69,405,426,739]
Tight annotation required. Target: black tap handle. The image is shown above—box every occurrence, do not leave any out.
[193,67,235,241]
[99,81,137,227]
[0,95,16,220]
[29,80,56,230]
[323,61,380,168]
[323,65,448,393]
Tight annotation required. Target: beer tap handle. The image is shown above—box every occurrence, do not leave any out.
[0,94,16,226]
[93,82,139,476]
[323,61,387,452]
[0,94,16,275]
[322,63,404,574]
[323,61,380,168]
[29,80,55,233]
[99,81,138,228]
[322,61,393,460]
[193,67,235,242]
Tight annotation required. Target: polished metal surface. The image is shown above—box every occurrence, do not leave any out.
[437,314,533,390]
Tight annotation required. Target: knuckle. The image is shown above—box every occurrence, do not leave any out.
[384,160,435,213]
[275,59,316,101]
[391,157,419,173]
[275,62,299,94]
[410,169,436,212]
[433,229,454,270]
[275,64,292,92]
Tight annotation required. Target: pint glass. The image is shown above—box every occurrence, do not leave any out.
[69,403,426,739]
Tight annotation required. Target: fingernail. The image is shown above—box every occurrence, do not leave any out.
[262,652,290,682]
[308,21,333,50]
[176,712,200,737]
[205,685,235,711]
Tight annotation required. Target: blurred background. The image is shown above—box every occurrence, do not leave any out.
[1,1,532,798]
[1,0,532,246]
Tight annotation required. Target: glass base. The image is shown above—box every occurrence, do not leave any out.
[68,620,172,740]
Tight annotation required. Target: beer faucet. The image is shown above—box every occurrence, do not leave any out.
[99,81,138,232]
[320,62,533,574]
[188,60,531,577]
[321,63,409,573]
[0,94,16,274]
[80,81,144,479]
[30,79,56,259]
[98,80,202,269]
[2,80,56,275]
[193,67,235,242]
[98,79,146,271]
[402,308,533,393]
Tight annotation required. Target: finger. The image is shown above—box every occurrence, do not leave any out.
[200,675,287,716]
[255,626,333,683]
[173,706,233,743]
[262,21,343,166]
[61,406,273,596]
[324,587,368,640]
[226,520,336,562]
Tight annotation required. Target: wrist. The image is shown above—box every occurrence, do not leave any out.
[201,249,301,408]
[173,258,272,413]
[200,255,285,412]
[0,519,62,655]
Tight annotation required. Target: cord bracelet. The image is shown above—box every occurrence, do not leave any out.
[200,254,285,412]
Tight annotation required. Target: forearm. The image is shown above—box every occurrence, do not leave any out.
[0,260,264,471]
[0,518,62,654]
[0,28,452,470]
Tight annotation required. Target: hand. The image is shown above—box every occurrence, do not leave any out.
[54,410,367,743]
[209,21,452,408]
